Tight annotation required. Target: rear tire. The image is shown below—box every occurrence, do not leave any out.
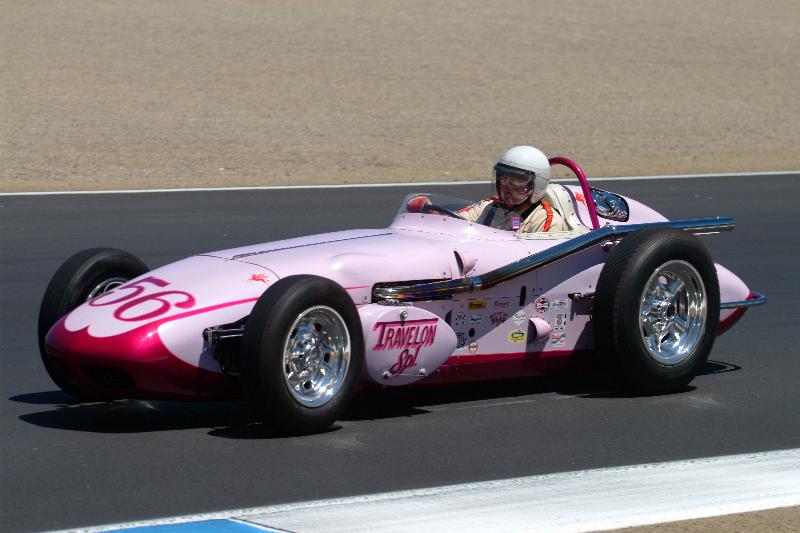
[241,275,364,434]
[38,248,149,399]
[593,228,720,393]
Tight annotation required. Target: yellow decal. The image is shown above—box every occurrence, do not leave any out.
[508,329,526,344]
[468,299,487,310]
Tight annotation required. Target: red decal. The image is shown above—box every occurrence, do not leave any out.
[113,291,196,322]
[372,318,438,350]
[389,347,421,375]
[89,276,170,307]
[575,193,586,205]
[249,273,269,284]
[373,318,438,376]
[88,276,197,322]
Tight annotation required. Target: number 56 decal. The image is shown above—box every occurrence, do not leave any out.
[89,276,196,322]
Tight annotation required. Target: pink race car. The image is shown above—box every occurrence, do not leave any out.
[39,158,765,433]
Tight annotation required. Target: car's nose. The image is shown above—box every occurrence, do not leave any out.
[44,316,239,400]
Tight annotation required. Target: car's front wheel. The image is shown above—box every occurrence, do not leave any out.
[241,275,364,434]
[38,248,149,399]
[593,228,720,393]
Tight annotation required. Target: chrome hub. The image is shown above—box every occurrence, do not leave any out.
[86,277,129,301]
[639,260,707,365]
[282,305,350,407]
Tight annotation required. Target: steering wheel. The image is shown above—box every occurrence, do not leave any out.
[421,203,466,220]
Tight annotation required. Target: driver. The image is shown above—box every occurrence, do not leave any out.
[408,145,566,232]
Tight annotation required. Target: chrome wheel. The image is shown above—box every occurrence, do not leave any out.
[87,277,128,300]
[282,305,351,408]
[639,260,707,365]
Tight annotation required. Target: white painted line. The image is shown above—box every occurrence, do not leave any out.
[588,169,800,181]
[3,170,800,196]
[0,180,486,197]
[59,448,800,533]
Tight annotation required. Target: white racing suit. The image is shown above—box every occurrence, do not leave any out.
[457,196,566,233]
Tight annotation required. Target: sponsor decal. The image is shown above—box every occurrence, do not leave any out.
[554,313,567,330]
[249,273,269,284]
[456,333,466,348]
[535,297,550,313]
[469,314,483,325]
[373,319,437,351]
[493,299,510,309]
[468,299,487,310]
[550,332,567,347]
[490,312,508,326]
[469,341,479,353]
[508,329,526,344]
[575,192,587,205]
[373,318,438,376]
[390,350,420,375]
[551,299,568,310]
[511,216,521,230]
[454,312,467,326]
[511,310,527,326]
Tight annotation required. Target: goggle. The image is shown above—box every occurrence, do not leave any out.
[494,163,536,192]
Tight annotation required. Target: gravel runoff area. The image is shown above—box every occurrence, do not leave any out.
[615,506,800,532]
[2,0,799,192]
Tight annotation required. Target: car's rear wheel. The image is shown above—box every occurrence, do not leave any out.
[593,228,720,393]
[38,248,149,399]
[241,275,364,434]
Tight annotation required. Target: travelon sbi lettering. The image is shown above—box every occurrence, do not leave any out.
[373,318,438,375]
[372,319,438,350]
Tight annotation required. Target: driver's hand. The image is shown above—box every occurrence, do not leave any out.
[406,196,431,213]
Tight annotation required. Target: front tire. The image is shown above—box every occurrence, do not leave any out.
[38,248,149,399]
[593,228,720,393]
[241,275,364,434]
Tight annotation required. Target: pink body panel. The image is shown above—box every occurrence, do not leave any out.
[206,228,458,306]
[564,184,669,227]
[410,246,604,383]
[47,313,239,399]
[359,304,457,385]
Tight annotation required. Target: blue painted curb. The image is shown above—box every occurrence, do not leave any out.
[110,519,282,533]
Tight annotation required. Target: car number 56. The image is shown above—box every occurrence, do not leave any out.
[89,276,196,322]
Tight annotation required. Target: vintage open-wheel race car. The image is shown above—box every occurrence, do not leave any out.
[39,157,765,433]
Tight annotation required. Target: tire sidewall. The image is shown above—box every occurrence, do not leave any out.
[38,248,149,397]
[595,229,720,392]
[242,275,364,434]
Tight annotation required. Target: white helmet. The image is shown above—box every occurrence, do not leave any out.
[493,145,551,206]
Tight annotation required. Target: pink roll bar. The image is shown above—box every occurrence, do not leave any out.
[548,156,601,230]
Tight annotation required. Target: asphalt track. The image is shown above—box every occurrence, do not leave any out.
[1,174,798,532]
